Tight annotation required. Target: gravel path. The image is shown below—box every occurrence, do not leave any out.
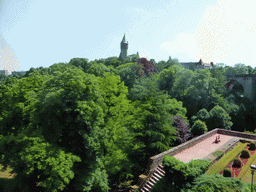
[173,134,237,163]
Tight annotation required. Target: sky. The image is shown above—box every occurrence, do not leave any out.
[0,0,256,75]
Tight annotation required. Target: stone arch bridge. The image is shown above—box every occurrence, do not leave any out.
[224,74,256,104]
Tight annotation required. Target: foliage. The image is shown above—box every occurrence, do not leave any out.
[96,72,142,186]
[169,68,233,122]
[156,64,184,95]
[223,168,232,177]
[249,142,256,150]
[223,63,250,76]
[0,67,112,191]
[124,54,139,64]
[154,57,184,74]
[190,174,247,192]
[209,66,227,96]
[171,116,193,145]
[0,73,9,82]
[86,61,111,77]
[161,155,210,191]
[240,149,250,158]
[169,68,194,98]
[191,108,210,125]
[115,62,139,90]
[154,60,167,73]
[0,133,81,191]
[127,75,190,157]
[207,105,233,131]
[232,158,242,168]
[69,58,112,77]
[0,72,51,137]
[230,103,247,132]
[166,56,184,69]
[104,56,123,68]
[190,120,207,136]
[135,57,158,79]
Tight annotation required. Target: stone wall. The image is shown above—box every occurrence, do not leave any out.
[218,129,256,140]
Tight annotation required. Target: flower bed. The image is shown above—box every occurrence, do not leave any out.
[221,146,256,178]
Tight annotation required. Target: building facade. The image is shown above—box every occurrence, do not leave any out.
[180,59,215,71]
[11,71,27,75]
[0,70,9,75]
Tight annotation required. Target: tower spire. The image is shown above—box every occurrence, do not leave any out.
[122,34,126,43]
[119,34,128,63]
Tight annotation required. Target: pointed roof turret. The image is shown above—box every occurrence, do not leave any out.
[199,58,203,65]
[122,34,126,43]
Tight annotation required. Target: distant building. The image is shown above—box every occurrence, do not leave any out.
[180,59,215,71]
[11,71,27,75]
[119,34,139,63]
[0,70,9,75]
[119,34,128,63]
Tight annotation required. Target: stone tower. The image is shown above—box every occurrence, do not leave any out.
[119,34,128,62]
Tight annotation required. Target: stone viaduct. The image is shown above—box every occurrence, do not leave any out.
[225,74,256,104]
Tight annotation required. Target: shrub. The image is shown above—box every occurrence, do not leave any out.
[249,142,256,150]
[240,149,250,158]
[223,168,232,177]
[191,174,246,191]
[172,116,193,145]
[190,120,207,136]
[232,158,242,168]
[240,139,247,143]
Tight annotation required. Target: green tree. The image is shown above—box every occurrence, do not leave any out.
[0,133,81,191]
[207,105,233,131]
[70,59,111,77]
[170,69,194,98]
[85,61,110,77]
[170,68,227,118]
[191,108,210,127]
[115,62,139,90]
[190,120,207,136]
[190,173,249,192]
[69,57,89,71]
[233,63,249,74]
[166,56,183,69]
[0,67,111,191]
[124,54,139,63]
[209,66,227,96]
[96,72,143,186]
[156,64,184,95]
[155,60,168,73]
[151,155,210,192]
[0,73,9,82]
[128,75,188,156]
[104,56,123,68]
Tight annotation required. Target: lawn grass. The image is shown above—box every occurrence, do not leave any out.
[212,150,224,158]
[0,161,67,191]
[236,147,256,183]
[205,142,248,175]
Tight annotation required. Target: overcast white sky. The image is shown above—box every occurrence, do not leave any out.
[0,0,256,74]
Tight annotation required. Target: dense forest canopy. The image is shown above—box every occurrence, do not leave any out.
[0,55,256,191]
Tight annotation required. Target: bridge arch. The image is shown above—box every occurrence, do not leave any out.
[225,79,244,97]
[224,74,256,103]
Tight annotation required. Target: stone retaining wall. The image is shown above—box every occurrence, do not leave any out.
[218,129,256,140]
